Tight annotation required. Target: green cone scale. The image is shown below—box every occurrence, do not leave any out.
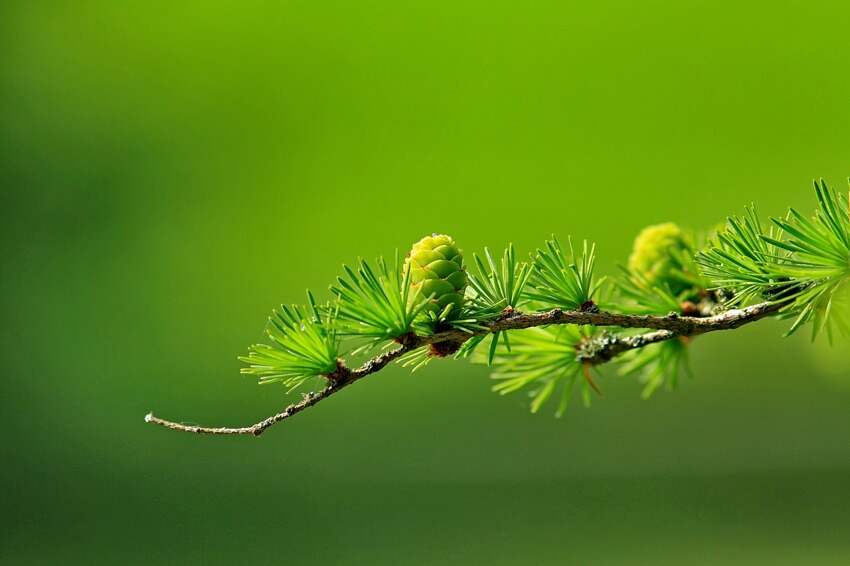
[628,222,692,295]
[406,234,467,317]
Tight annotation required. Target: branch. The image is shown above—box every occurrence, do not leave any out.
[145,301,782,436]
[423,300,782,346]
[576,328,677,365]
[145,343,414,436]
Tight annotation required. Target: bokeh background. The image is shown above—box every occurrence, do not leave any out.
[2,1,850,564]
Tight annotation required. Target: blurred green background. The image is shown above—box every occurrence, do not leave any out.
[2,1,850,564]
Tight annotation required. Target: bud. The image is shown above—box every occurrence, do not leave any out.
[628,222,692,295]
[406,234,466,318]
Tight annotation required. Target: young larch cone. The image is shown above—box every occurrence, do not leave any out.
[406,234,466,318]
[628,222,693,295]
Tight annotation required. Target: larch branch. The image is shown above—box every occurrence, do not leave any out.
[145,300,782,436]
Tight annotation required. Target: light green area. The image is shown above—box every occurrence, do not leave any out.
[2,1,849,563]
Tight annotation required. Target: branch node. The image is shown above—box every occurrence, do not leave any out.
[580,300,599,313]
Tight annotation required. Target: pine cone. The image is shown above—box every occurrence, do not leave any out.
[406,234,466,317]
[628,222,692,294]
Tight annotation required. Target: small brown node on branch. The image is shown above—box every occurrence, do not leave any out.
[326,360,352,384]
[394,332,418,346]
[428,339,464,357]
[580,300,600,313]
[680,301,700,317]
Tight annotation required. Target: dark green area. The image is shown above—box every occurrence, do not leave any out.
[2,1,849,563]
